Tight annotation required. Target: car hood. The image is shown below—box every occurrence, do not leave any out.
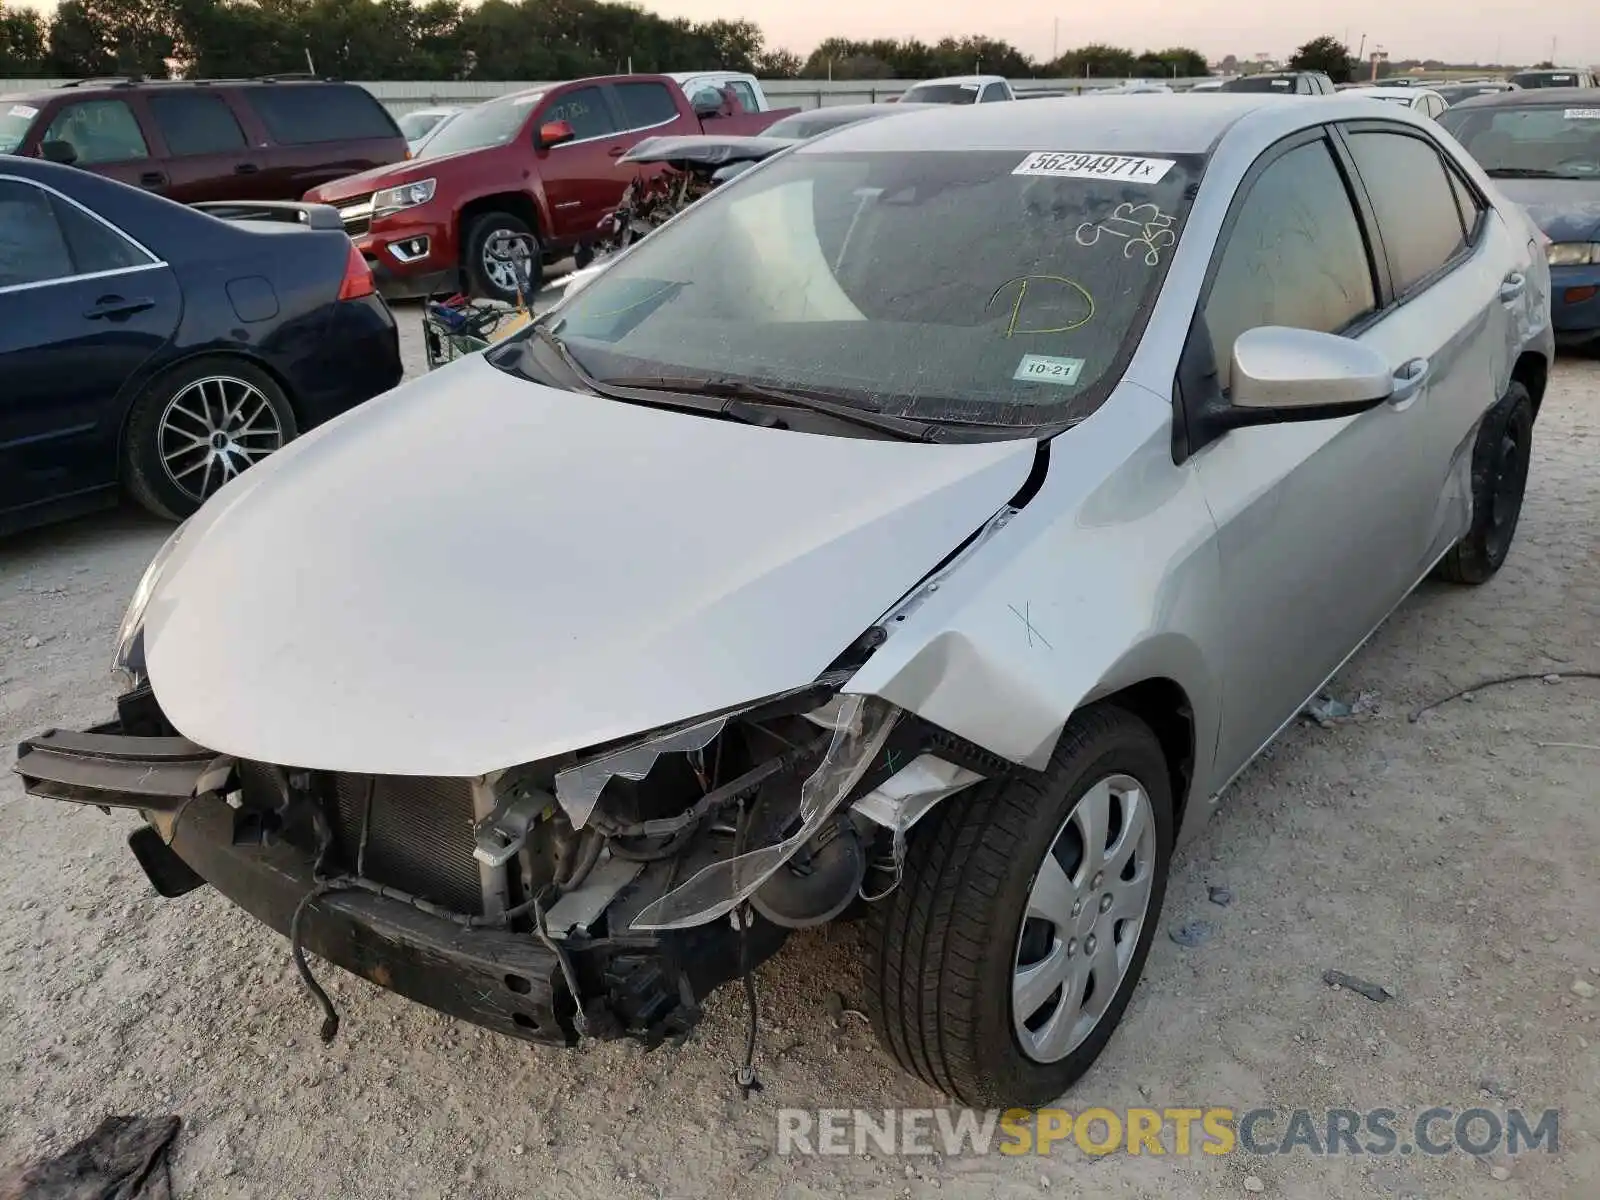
[144,355,1035,776]
[620,134,797,169]
[306,149,480,202]
[1492,178,1600,243]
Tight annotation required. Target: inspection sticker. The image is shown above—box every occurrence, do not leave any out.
[1013,152,1175,183]
[1014,354,1085,385]
[7,104,38,119]
[1564,108,1600,120]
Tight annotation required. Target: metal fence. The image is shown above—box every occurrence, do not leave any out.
[2,76,1215,116]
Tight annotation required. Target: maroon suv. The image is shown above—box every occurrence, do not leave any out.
[305,74,794,301]
[0,76,407,204]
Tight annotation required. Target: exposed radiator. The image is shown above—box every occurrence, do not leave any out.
[331,774,484,915]
[236,763,483,915]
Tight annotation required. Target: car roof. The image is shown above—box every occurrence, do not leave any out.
[1,76,364,104]
[904,75,1006,87]
[1341,86,1439,100]
[800,93,1352,157]
[668,70,755,82]
[787,102,940,120]
[1448,85,1598,109]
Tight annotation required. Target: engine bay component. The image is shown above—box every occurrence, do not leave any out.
[627,693,899,930]
[749,814,868,928]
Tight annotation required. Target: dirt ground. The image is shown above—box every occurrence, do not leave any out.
[1,321,1596,1199]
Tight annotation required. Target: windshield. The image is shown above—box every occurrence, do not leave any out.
[507,148,1200,428]
[0,101,40,154]
[899,84,980,105]
[1221,76,1293,93]
[1439,104,1600,179]
[416,94,539,159]
[764,110,879,139]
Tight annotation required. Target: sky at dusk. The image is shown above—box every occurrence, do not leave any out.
[13,0,1600,66]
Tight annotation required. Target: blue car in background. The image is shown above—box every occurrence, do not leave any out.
[0,157,403,534]
[1442,89,1600,349]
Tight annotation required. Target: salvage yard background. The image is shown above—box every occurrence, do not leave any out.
[1,316,1597,1199]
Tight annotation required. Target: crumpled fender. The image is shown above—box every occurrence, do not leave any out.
[846,387,1224,789]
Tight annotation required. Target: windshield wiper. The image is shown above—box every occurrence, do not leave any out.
[1483,167,1569,179]
[596,374,950,442]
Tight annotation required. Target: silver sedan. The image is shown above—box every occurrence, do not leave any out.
[17,93,1552,1108]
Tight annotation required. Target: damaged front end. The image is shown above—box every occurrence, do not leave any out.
[591,136,793,261]
[15,667,1007,1049]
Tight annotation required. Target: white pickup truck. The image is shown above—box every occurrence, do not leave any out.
[894,75,1017,104]
[668,71,775,113]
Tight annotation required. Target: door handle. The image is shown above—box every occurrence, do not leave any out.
[606,145,626,157]
[234,162,260,175]
[1498,272,1526,303]
[1388,357,1430,407]
[84,295,155,320]
[138,170,166,188]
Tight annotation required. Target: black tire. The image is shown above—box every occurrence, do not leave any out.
[1432,382,1534,585]
[573,242,595,270]
[464,211,541,302]
[865,705,1174,1107]
[123,356,297,521]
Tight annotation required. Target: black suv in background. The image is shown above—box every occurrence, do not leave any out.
[0,76,407,204]
[1220,71,1337,95]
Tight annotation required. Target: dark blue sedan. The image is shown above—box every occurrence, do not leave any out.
[1441,90,1600,350]
[1,157,403,534]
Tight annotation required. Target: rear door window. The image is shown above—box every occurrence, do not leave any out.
[543,86,617,141]
[0,179,74,288]
[41,100,149,164]
[612,82,678,132]
[147,92,247,156]
[243,84,397,145]
[1344,129,1468,293]
[1204,138,1377,392]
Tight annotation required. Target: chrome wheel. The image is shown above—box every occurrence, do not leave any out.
[157,375,284,503]
[481,230,534,295]
[1012,773,1156,1063]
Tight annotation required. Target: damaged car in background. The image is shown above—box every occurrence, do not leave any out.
[17,93,1551,1107]
[566,103,934,294]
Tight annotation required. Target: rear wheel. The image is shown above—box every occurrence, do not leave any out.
[123,356,297,520]
[1432,382,1533,585]
[864,706,1174,1107]
[464,212,541,302]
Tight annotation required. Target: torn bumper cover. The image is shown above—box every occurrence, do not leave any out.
[13,690,1001,1047]
[13,726,784,1047]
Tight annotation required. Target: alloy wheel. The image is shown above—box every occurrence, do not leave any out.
[157,375,284,503]
[1012,773,1156,1063]
[481,230,534,295]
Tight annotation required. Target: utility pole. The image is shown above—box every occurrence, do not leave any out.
[1052,17,1059,62]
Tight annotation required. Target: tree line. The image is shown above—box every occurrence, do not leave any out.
[0,0,1210,82]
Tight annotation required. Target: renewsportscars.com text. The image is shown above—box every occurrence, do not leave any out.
[776,1106,1559,1158]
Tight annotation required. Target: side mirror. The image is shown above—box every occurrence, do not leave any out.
[1206,326,1395,431]
[691,91,723,118]
[40,139,78,165]
[537,120,575,149]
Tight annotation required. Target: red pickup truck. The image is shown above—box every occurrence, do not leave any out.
[306,74,795,301]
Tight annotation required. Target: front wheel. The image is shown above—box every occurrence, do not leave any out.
[464,212,541,303]
[1432,382,1534,585]
[864,706,1174,1107]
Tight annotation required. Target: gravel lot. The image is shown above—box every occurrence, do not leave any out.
[1,318,1597,1199]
